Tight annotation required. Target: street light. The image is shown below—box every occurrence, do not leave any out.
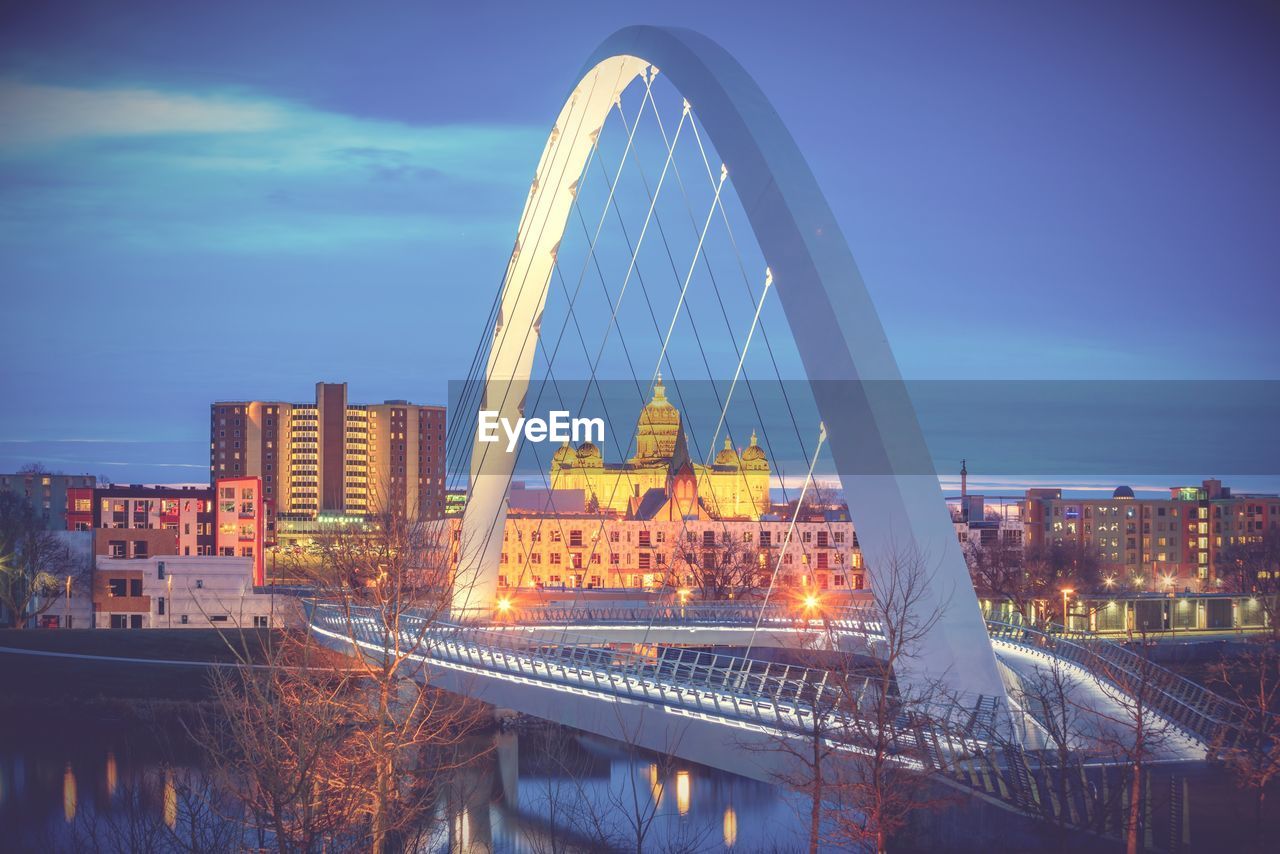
[1060,588,1074,629]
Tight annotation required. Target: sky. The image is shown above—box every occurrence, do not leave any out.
[1,0,1278,489]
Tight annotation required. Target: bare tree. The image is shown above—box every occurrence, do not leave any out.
[194,633,369,852]
[964,535,1031,621]
[0,491,90,628]
[965,539,1101,625]
[677,535,762,601]
[1210,640,1280,850]
[1217,529,1280,639]
[750,542,957,854]
[291,490,490,853]
[1088,634,1176,854]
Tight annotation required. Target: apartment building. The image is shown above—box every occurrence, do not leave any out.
[210,381,446,522]
[1023,479,1280,589]
[67,477,267,586]
[0,471,96,530]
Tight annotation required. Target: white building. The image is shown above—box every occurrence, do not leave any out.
[94,555,280,629]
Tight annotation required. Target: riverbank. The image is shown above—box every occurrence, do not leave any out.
[0,629,277,704]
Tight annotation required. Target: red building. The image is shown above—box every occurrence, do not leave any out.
[66,478,267,586]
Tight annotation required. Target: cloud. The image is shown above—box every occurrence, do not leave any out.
[0,78,544,253]
[0,81,284,147]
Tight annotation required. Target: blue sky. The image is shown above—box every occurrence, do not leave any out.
[2,1,1277,488]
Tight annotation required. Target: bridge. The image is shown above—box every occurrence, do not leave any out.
[304,598,1232,835]
[304,23,1251,847]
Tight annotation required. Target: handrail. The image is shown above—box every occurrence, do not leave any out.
[490,601,886,633]
[306,602,991,755]
[986,619,1249,749]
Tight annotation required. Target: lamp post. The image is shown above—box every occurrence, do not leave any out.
[167,574,172,629]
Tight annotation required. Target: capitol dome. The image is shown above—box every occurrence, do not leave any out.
[714,436,740,467]
[576,442,603,466]
[1112,485,1135,499]
[638,373,679,425]
[552,442,575,464]
[740,430,768,469]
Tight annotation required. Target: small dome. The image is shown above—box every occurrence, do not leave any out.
[552,442,574,464]
[714,436,740,467]
[1112,485,1135,499]
[740,430,768,468]
[576,442,603,465]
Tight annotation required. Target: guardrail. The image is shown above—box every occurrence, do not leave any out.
[986,619,1248,749]
[492,601,886,635]
[306,602,986,757]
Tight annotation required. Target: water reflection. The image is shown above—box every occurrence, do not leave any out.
[675,769,691,816]
[163,768,177,830]
[62,762,76,824]
[105,750,117,798]
[0,718,805,852]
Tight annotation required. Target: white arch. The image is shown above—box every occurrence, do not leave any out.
[454,27,1006,705]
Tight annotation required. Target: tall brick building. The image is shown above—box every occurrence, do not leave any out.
[210,381,446,522]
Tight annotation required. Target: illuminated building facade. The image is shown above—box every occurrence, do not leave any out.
[488,514,862,594]
[66,477,267,586]
[1023,479,1280,590]
[549,375,770,520]
[210,381,446,522]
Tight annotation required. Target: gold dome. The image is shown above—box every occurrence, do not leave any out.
[576,442,603,466]
[714,436,740,467]
[740,430,768,469]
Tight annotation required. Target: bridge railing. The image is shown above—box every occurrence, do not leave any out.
[308,602,992,761]
[492,601,886,635]
[986,619,1248,749]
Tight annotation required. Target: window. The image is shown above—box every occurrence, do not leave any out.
[157,562,166,580]
[157,596,165,616]
[181,615,189,625]
[253,616,269,628]
[108,578,127,597]
[129,579,142,597]
[210,615,228,623]
[110,614,128,629]
[639,530,652,548]
[196,579,204,589]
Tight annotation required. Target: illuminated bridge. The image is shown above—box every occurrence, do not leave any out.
[305,23,1251,844]
[304,599,1234,830]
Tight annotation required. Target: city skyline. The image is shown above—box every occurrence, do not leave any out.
[3,1,1279,484]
